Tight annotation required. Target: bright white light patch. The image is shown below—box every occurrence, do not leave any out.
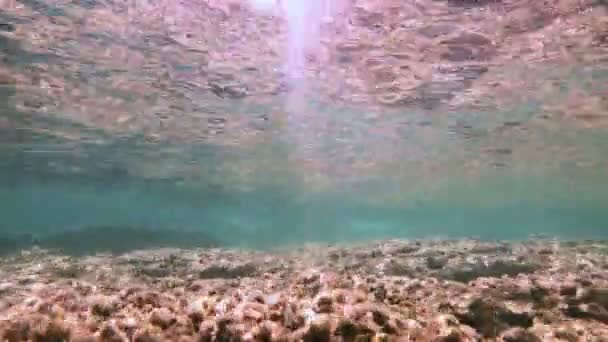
[249,0,276,12]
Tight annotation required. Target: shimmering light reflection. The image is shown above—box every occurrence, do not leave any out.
[250,0,342,177]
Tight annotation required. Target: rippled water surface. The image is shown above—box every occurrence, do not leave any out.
[0,0,607,251]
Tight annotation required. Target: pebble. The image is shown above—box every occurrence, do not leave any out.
[314,293,333,313]
[149,308,175,329]
[90,295,118,317]
[501,327,542,342]
[303,315,331,342]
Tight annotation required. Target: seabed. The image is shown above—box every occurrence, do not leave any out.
[1,238,607,341]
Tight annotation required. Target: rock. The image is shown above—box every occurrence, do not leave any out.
[117,317,138,336]
[436,314,460,334]
[563,303,608,323]
[215,317,243,341]
[468,244,511,254]
[442,261,539,283]
[299,272,320,285]
[187,300,205,330]
[132,330,163,342]
[371,308,390,327]
[133,291,162,309]
[434,331,466,342]
[198,321,214,342]
[209,82,247,99]
[455,297,533,338]
[501,327,541,342]
[198,263,257,279]
[554,328,578,342]
[559,284,578,297]
[71,333,97,342]
[139,265,170,278]
[427,256,449,270]
[90,295,118,317]
[529,285,550,305]
[373,283,387,302]
[302,316,331,342]
[29,319,71,342]
[283,303,302,330]
[251,323,272,342]
[334,319,360,340]
[417,24,455,38]
[150,308,176,329]
[98,323,127,342]
[265,293,280,306]
[0,282,14,295]
[390,245,420,254]
[0,23,15,32]
[443,32,492,46]
[0,71,16,86]
[243,307,264,321]
[579,288,608,309]
[372,333,389,342]
[384,260,416,277]
[314,293,333,314]
[2,320,30,341]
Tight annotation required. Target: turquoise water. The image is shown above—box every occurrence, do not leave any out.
[2,167,607,251]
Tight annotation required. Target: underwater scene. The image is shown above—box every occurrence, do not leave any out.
[1,0,608,340]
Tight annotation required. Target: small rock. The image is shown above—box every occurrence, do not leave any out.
[580,288,608,309]
[283,303,302,330]
[265,293,280,306]
[215,318,243,341]
[501,327,541,342]
[243,307,264,321]
[427,256,449,270]
[443,261,539,283]
[24,297,39,307]
[0,23,15,32]
[384,260,416,277]
[132,330,163,342]
[0,282,14,295]
[2,320,30,341]
[251,322,272,342]
[563,303,608,323]
[187,298,204,315]
[314,294,333,314]
[434,330,465,342]
[373,332,389,342]
[71,333,97,342]
[198,263,257,279]
[198,321,214,341]
[554,328,578,342]
[455,297,533,338]
[30,319,71,342]
[334,319,360,340]
[302,316,331,342]
[187,300,205,329]
[90,295,118,317]
[373,284,387,302]
[150,308,175,329]
[99,323,127,342]
[559,285,578,297]
[371,308,390,327]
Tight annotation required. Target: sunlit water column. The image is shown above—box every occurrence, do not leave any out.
[254,0,343,182]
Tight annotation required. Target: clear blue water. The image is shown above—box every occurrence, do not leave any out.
[2,167,607,250]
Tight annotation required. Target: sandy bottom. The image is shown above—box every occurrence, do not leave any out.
[0,238,607,341]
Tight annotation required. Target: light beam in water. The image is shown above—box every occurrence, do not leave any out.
[250,0,345,176]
